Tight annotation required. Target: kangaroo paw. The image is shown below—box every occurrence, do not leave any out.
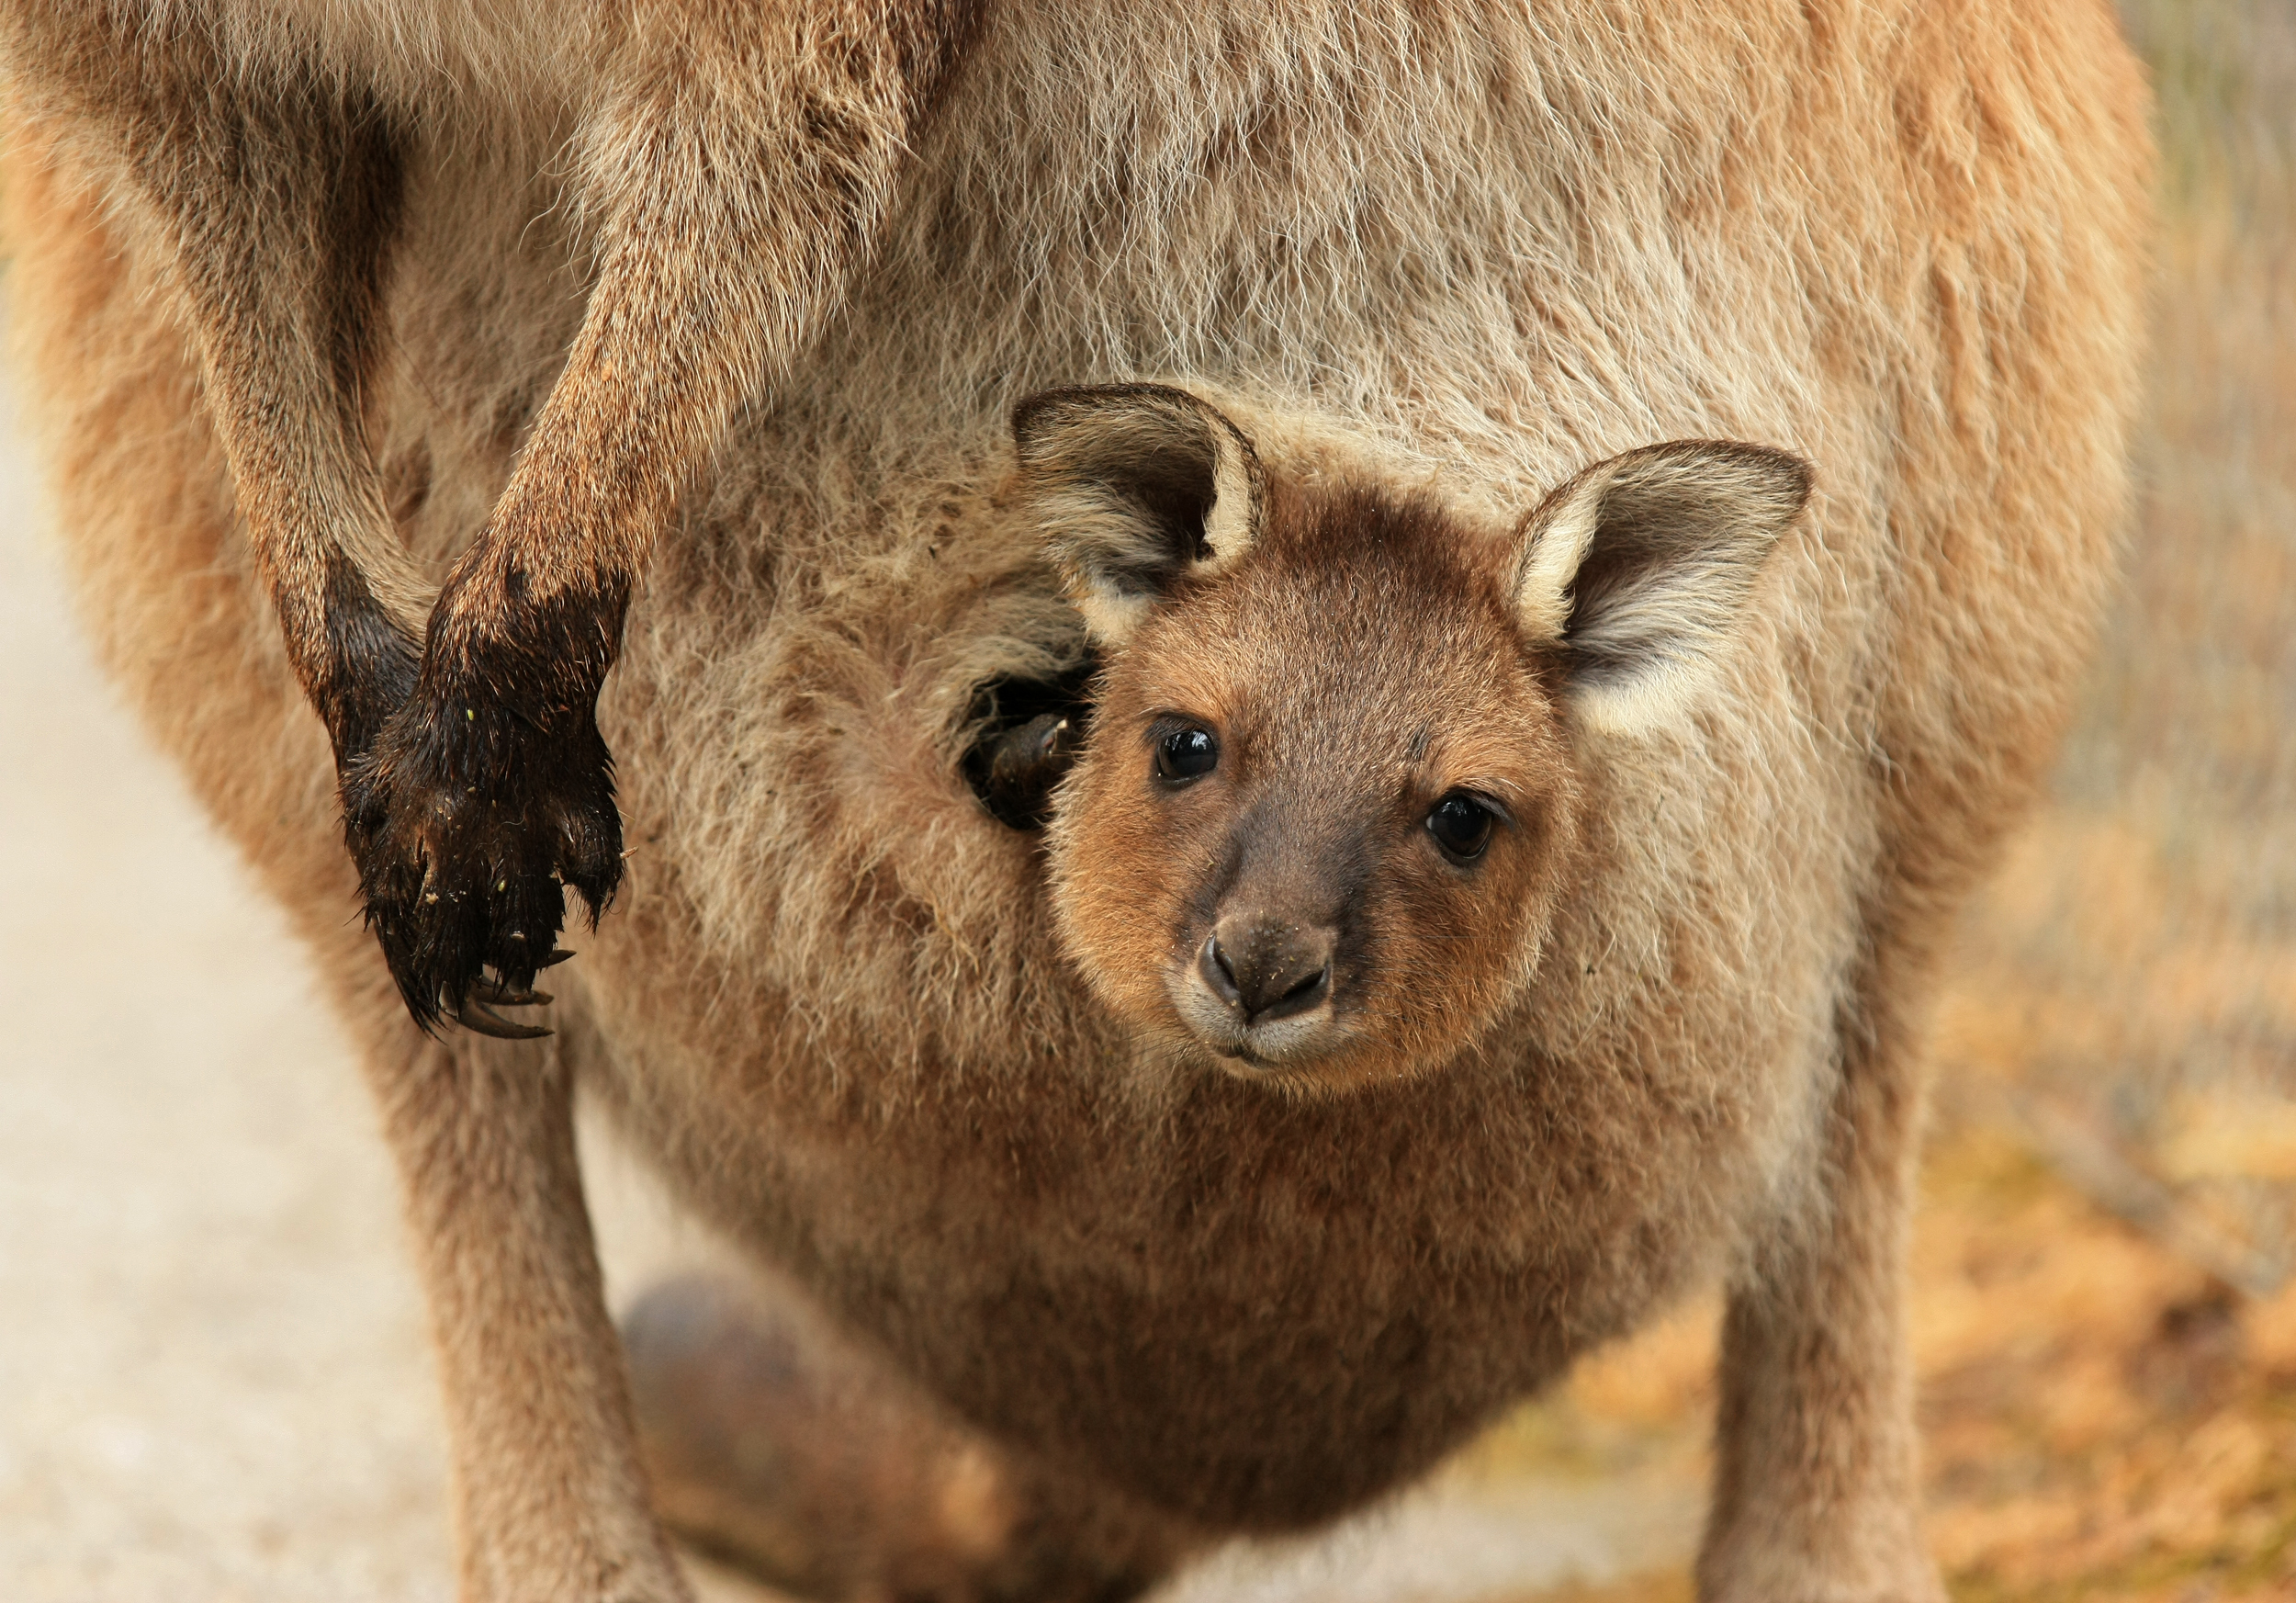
[341,680,623,1035]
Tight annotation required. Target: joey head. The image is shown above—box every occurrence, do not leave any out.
[1008,385,1812,1091]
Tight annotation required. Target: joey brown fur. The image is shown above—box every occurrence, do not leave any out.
[0,3,2155,1602]
[1020,387,1816,1095]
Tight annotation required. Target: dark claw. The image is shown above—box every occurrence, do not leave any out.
[467,973,555,1008]
[539,947,576,969]
[960,661,1097,833]
[967,712,1082,830]
[342,665,623,1037]
[454,997,553,1041]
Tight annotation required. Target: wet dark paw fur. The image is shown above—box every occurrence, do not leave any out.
[341,687,623,1038]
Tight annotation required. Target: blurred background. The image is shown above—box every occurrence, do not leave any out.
[2,2,2291,1599]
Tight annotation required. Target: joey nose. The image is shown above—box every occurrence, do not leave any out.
[1199,920,1335,1025]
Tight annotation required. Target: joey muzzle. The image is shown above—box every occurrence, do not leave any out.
[1174,908,1343,1066]
[1198,918,1334,1024]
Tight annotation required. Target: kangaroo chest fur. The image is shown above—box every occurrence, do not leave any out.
[345,0,2140,1535]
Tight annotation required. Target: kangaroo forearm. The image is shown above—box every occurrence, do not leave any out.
[7,0,993,1038]
[6,8,424,764]
[186,233,426,766]
[79,23,425,763]
[425,0,984,662]
[335,3,985,1034]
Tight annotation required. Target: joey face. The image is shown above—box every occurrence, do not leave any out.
[1010,385,1810,1092]
[1050,488,1578,1090]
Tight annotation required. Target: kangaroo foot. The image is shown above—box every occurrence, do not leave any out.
[962,660,1096,831]
[620,1273,1182,1603]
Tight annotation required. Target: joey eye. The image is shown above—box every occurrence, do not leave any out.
[1426,792,1497,863]
[1154,726,1220,785]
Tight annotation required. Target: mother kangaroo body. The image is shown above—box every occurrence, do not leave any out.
[2,3,2152,1600]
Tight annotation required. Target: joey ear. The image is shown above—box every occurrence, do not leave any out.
[1513,440,1812,736]
[1011,384,1266,644]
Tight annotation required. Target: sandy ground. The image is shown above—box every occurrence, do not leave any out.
[0,343,1694,1598]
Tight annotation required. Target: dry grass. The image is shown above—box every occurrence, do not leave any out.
[1458,1120,2296,1603]
[2001,0,2296,1188]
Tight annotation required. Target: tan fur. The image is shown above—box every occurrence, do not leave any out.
[0,0,985,1030]
[0,3,2154,1600]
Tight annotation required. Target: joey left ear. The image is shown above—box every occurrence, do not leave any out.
[1512,439,1812,735]
[1010,384,1266,644]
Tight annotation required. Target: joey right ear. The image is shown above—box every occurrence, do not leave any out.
[1011,384,1266,644]
[1512,439,1813,736]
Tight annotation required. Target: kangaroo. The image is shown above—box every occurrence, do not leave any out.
[0,2,2154,1600]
